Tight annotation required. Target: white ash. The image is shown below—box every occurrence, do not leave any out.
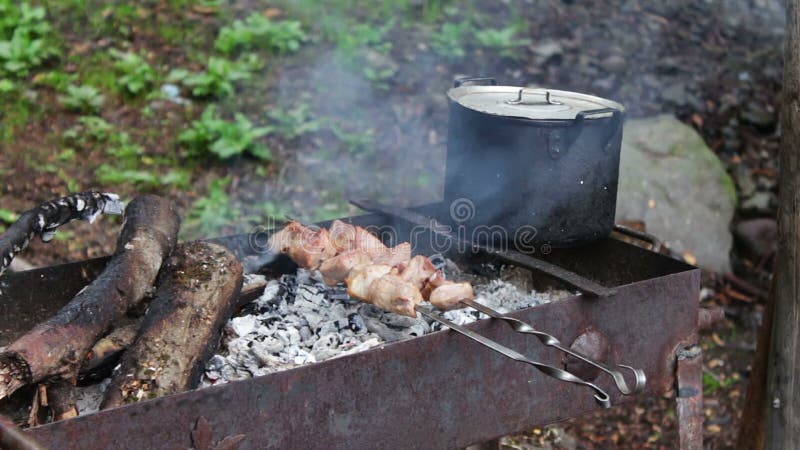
[202,261,570,386]
[74,378,111,416]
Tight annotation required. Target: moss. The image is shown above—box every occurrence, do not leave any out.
[720,170,738,205]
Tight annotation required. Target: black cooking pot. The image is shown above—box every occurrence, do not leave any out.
[443,77,624,248]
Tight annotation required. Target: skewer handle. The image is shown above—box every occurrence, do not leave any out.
[415,306,612,408]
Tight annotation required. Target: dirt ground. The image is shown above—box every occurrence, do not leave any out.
[0,0,786,448]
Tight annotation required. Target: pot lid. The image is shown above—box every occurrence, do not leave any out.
[447,85,624,120]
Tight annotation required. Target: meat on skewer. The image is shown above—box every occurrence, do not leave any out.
[346,264,393,301]
[397,255,437,289]
[429,282,474,311]
[368,273,422,318]
[318,250,373,286]
[269,222,336,270]
[269,221,474,317]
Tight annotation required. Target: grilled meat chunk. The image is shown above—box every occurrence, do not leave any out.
[268,222,337,270]
[329,220,358,253]
[346,264,393,301]
[318,250,373,286]
[371,242,412,266]
[421,269,446,299]
[429,281,474,310]
[367,274,423,317]
[397,255,437,289]
[267,221,306,254]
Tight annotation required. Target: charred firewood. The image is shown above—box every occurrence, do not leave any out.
[0,191,124,278]
[101,241,243,409]
[0,195,180,401]
[79,275,266,383]
[79,321,141,381]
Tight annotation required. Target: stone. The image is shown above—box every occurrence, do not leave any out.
[616,115,737,272]
[734,218,777,258]
[660,83,702,110]
[601,54,627,73]
[740,191,777,215]
[740,106,777,132]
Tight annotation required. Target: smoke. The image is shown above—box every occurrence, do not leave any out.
[221,0,786,243]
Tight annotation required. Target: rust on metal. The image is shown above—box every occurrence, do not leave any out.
[565,328,611,381]
[697,306,726,330]
[676,346,704,450]
[0,208,700,449]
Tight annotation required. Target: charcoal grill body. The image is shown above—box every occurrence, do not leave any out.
[0,209,699,450]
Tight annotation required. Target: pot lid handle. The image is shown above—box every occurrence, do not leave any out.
[505,88,564,106]
[453,76,497,88]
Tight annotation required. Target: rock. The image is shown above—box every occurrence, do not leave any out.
[600,54,627,73]
[740,191,777,215]
[734,218,777,258]
[616,115,737,272]
[733,164,757,199]
[740,105,777,132]
[660,83,702,110]
[530,40,563,61]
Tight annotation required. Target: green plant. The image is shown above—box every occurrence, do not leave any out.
[474,25,531,59]
[430,21,470,59]
[63,116,114,143]
[261,201,293,221]
[336,19,394,57]
[330,123,375,156]
[110,49,157,95]
[0,1,60,77]
[267,104,320,139]
[32,70,76,91]
[168,57,251,98]
[59,84,104,113]
[215,13,306,55]
[0,78,13,94]
[0,207,18,232]
[184,177,240,237]
[179,104,272,160]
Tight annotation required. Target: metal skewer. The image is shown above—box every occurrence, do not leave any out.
[415,305,612,408]
[459,299,646,395]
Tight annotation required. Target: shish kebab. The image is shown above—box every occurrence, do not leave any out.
[267,220,614,407]
[268,220,474,317]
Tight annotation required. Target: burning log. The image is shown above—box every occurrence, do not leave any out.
[101,241,243,409]
[0,191,124,278]
[80,274,267,381]
[0,195,180,401]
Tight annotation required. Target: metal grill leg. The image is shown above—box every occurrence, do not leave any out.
[676,346,704,450]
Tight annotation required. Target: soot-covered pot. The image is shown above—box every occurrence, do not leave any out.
[444,77,625,248]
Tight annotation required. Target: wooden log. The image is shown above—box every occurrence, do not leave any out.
[79,274,266,381]
[736,279,774,450]
[0,195,180,401]
[0,192,123,278]
[101,241,243,409]
[79,321,141,379]
[766,1,800,447]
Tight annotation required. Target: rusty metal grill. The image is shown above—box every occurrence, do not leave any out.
[0,204,700,449]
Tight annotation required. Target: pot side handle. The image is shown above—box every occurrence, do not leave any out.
[453,76,498,88]
[571,108,624,153]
